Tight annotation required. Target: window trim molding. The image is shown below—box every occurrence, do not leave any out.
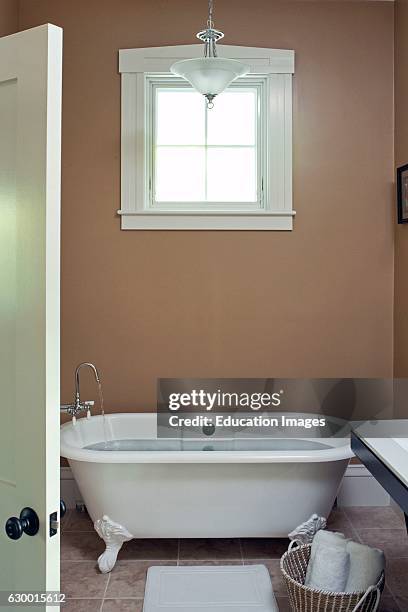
[119,45,295,230]
[119,44,295,75]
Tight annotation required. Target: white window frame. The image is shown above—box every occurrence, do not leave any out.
[119,45,295,230]
[149,77,264,211]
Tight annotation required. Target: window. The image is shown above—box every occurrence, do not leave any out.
[154,86,258,206]
[119,45,295,230]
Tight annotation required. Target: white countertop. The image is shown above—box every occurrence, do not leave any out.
[352,420,408,488]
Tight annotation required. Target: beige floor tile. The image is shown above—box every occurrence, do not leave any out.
[358,529,408,558]
[118,538,178,561]
[106,561,175,599]
[61,532,104,561]
[64,510,94,532]
[178,560,242,566]
[394,597,408,612]
[343,507,404,530]
[61,599,102,611]
[275,597,291,612]
[385,559,408,599]
[179,538,242,561]
[327,507,351,529]
[102,599,143,612]
[326,507,358,538]
[241,538,289,560]
[60,510,72,531]
[378,594,402,612]
[61,561,108,598]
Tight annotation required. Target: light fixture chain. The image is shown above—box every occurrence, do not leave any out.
[207,0,214,29]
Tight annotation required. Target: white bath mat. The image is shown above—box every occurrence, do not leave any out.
[143,564,279,612]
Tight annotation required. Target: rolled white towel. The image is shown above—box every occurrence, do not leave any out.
[306,544,350,592]
[345,540,385,592]
[305,530,348,584]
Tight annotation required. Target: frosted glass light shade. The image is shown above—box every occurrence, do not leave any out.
[170,57,249,96]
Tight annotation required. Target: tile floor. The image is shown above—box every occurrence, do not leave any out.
[61,506,408,611]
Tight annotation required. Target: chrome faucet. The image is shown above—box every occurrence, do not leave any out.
[61,362,101,419]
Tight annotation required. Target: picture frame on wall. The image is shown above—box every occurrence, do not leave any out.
[397,163,408,224]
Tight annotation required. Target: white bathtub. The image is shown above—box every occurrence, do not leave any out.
[60,413,352,572]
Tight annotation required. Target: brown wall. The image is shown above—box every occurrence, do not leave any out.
[0,0,18,37]
[18,0,395,412]
[395,0,408,379]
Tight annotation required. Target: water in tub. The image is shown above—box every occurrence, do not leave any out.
[84,438,333,452]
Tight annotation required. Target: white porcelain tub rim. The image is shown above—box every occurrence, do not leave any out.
[61,413,353,464]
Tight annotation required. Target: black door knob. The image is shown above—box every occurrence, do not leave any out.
[60,499,66,518]
[5,507,40,540]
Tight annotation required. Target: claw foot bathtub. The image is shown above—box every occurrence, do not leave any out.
[60,413,352,573]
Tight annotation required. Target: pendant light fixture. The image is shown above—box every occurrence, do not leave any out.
[170,0,249,108]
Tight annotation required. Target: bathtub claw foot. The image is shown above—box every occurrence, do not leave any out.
[94,515,133,573]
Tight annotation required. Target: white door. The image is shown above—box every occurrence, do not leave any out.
[0,24,62,608]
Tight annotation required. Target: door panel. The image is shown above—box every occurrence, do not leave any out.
[0,74,18,595]
[0,24,62,608]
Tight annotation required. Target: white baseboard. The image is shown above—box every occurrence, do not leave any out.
[61,467,83,509]
[336,464,390,507]
[61,464,391,510]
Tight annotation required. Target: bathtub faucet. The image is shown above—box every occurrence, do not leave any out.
[60,362,101,419]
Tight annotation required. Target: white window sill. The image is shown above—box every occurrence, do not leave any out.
[117,210,295,230]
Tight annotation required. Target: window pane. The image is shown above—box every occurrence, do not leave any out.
[156,89,205,145]
[206,148,257,202]
[155,147,205,202]
[207,90,257,146]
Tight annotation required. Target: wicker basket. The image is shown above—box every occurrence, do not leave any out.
[280,542,385,612]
